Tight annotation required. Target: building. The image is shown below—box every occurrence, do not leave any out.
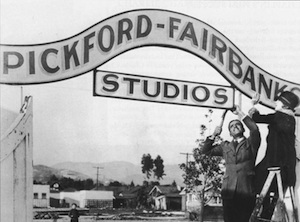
[179,187,223,221]
[50,182,61,192]
[180,186,222,212]
[149,185,182,211]
[57,190,114,208]
[114,186,142,209]
[33,185,50,208]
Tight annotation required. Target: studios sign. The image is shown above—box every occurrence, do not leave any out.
[94,71,234,109]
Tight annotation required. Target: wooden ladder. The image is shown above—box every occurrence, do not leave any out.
[249,167,298,222]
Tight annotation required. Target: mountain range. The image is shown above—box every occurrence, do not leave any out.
[33,161,185,186]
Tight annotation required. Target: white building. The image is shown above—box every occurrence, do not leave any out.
[180,186,222,212]
[58,190,114,208]
[33,184,50,208]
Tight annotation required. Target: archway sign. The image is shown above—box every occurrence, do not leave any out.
[1,9,299,115]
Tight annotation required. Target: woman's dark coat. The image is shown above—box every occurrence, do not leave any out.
[252,111,296,193]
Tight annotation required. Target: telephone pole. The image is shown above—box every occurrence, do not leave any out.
[180,152,193,212]
[180,152,193,169]
[93,166,103,190]
[180,152,193,185]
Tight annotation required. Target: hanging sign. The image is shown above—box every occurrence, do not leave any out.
[94,70,235,109]
[0,9,299,114]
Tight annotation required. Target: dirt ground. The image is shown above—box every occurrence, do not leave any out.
[34,215,189,222]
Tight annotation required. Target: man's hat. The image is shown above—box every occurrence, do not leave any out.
[275,91,300,110]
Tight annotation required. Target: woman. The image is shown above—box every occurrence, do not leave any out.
[249,91,299,219]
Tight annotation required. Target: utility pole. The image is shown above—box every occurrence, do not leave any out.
[180,152,193,212]
[93,166,103,190]
[180,152,193,170]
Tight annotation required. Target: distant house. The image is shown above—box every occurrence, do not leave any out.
[114,186,142,209]
[33,185,50,208]
[149,185,182,211]
[206,189,222,206]
[50,190,60,208]
[57,190,114,208]
[50,182,61,192]
[180,186,222,212]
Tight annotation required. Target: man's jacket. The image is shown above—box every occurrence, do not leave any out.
[202,116,261,199]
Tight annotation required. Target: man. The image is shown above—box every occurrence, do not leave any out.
[68,203,80,222]
[249,91,299,219]
[201,106,261,222]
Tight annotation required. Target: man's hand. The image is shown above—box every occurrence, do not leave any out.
[251,93,260,106]
[232,105,241,115]
[232,105,247,119]
[213,126,222,137]
[248,107,259,118]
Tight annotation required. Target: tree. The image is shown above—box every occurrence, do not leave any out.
[84,179,94,190]
[48,174,59,184]
[153,155,166,180]
[141,154,166,180]
[137,184,149,209]
[150,181,160,186]
[33,180,43,184]
[141,154,154,179]
[171,180,177,187]
[109,180,122,187]
[180,109,224,222]
[130,180,135,187]
[47,174,96,190]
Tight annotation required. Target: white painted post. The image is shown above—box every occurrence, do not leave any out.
[295,118,300,222]
[0,96,33,222]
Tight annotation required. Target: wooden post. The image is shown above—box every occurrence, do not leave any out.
[295,117,300,222]
[0,96,33,222]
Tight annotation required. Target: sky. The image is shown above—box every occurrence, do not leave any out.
[1,0,300,167]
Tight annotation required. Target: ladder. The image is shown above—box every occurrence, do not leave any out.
[249,167,298,222]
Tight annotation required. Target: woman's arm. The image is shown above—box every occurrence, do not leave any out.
[249,108,275,124]
[243,116,261,155]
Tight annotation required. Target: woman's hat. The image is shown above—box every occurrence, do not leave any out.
[275,91,300,110]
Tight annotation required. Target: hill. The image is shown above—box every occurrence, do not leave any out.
[33,164,91,183]
[50,161,184,186]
